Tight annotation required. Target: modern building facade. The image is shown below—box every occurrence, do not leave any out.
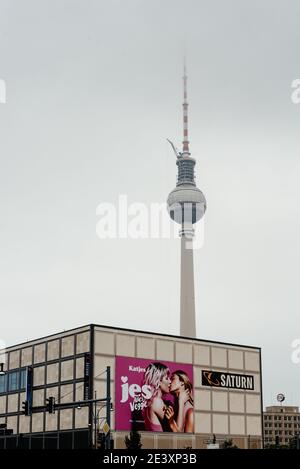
[0,324,263,449]
[264,405,300,446]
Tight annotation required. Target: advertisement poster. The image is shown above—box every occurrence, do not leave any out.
[115,356,194,433]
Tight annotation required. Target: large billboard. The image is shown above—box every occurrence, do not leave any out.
[115,356,194,433]
[202,370,254,390]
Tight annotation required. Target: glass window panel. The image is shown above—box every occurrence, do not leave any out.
[0,374,7,393]
[20,369,26,389]
[8,371,19,391]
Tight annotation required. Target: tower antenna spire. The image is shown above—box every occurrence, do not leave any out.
[182,54,190,155]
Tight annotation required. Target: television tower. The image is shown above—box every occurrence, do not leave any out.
[167,62,206,338]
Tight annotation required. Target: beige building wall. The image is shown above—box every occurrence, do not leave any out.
[1,325,91,437]
[0,324,262,450]
[34,344,46,364]
[93,326,263,449]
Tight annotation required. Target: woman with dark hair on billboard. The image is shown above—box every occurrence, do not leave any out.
[142,362,171,432]
[165,370,194,433]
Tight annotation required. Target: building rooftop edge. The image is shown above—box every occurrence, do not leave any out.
[4,322,261,353]
[264,405,299,412]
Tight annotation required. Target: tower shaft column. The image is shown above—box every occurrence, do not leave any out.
[180,233,196,337]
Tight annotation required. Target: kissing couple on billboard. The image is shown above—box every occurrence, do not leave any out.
[142,362,194,433]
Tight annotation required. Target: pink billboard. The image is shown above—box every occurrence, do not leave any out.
[115,356,194,433]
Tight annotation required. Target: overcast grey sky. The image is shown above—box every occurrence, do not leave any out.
[0,0,299,407]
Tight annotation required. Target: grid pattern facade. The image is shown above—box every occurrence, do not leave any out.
[0,324,263,449]
[264,406,300,445]
[93,326,263,449]
[0,327,91,435]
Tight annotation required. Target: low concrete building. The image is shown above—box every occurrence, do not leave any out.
[0,324,263,449]
[264,405,300,446]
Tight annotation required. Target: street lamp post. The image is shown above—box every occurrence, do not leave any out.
[94,391,97,449]
[106,366,111,450]
[92,366,111,450]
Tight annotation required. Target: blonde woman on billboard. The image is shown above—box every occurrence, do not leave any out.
[165,370,194,433]
[142,362,171,432]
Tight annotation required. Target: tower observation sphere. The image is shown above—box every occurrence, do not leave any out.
[167,159,206,228]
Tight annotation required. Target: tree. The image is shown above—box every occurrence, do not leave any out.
[221,439,239,449]
[125,430,142,450]
[265,442,288,450]
[288,435,300,450]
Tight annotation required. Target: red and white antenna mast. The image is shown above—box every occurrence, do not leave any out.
[182,56,190,156]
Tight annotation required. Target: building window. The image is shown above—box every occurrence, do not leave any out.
[0,374,7,393]
[0,368,27,394]
[20,369,26,389]
[8,372,19,391]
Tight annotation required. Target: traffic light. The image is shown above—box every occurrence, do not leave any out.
[275,435,280,448]
[46,396,55,414]
[22,400,31,416]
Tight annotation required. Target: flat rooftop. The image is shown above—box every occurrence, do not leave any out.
[4,322,261,352]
